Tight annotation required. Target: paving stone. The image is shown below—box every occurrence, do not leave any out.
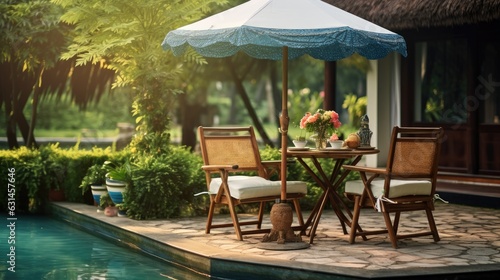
[368,257,396,266]
[467,247,499,256]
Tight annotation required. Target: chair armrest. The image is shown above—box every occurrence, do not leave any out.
[261,160,281,168]
[343,165,388,175]
[343,166,385,205]
[201,165,238,172]
[261,160,281,179]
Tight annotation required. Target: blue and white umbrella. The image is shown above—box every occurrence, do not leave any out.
[162,0,407,201]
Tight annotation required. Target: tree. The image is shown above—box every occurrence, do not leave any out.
[1,1,66,148]
[54,0,227,155]
[183,55,277,147]
[0,0,115,149]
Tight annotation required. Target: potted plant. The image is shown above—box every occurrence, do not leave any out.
[116,203,127,217]
[80,164,107,210]
[45,156,68,202]
[292,131,308,148]
[103,160,132,206]
[99,192,117,217]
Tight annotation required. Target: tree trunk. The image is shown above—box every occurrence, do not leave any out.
[4,62,19,148]
[27,66,44,148]
[226,59,274,147]
[180,94,198,151]
[5,92,19,149]
[16,112,34,147]
[3,61,38,149]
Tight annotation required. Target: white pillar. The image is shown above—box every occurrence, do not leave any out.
[365,53,401,167]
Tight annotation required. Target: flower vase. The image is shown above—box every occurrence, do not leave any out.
[315,136,328,149]
[313,129,328,149]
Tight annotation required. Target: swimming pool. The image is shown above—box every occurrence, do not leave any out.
[0,215,209,279]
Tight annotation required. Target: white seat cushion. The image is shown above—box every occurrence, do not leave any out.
[345,178,432,198]
[209,175,307,200]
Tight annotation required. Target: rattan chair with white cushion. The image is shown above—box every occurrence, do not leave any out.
[343,126,443,248]
[198,126,307,240]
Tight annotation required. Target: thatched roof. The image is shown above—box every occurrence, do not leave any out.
[324,0,500,30]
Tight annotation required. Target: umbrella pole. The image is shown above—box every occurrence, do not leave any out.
[280,46,289,202]
[261,47,307,248]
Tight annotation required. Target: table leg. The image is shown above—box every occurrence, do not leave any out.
[298,157,350,243]
[306,155,368,243]
[308,183,332,243]
[295,157,325,235]
[302,187,327,236]
[329,156,367,241]
[308,159,352,242]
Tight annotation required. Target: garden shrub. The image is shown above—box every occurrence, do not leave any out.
[125,145,206,219]
[0,147,44,213]
[260,145,306,181]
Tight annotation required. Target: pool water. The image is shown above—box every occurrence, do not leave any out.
[0,215,209,279]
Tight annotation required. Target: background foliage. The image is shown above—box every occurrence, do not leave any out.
[54,0,228,156]
[0,0,367,221]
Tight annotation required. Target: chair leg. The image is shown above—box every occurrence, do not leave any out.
[393,211,401,235]
[349,196,362,244]
[256,201,265,229]
[226,197,243,241]
[382,209,398,248]
[206,200,216,234]
[425,206,440,242]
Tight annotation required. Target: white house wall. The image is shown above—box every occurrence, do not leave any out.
[365,52,402,167]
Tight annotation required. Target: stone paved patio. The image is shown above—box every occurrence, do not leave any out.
[52,201,500,279]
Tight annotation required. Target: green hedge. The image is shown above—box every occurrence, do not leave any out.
[0,143,357,218]
[0,145,121,214]
[41,144,119,203]
[1,147,45,213]
[0,144,205,218]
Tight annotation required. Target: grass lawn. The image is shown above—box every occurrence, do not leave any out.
[34,129,119,138]
[1,124,304,147]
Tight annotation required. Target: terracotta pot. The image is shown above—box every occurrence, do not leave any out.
[104,206,118,217]
[48,189,65,202]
